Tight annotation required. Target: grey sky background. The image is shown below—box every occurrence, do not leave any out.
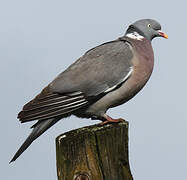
[1,0,186,179]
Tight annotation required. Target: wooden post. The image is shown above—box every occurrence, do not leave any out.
[56,121,133,180]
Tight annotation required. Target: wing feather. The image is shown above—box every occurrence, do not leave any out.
[23,95,85,111]
[20,101,88,122]
[18,87,88,123]
[21,99,86,119]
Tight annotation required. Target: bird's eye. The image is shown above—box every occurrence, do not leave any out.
[147,24,151,28]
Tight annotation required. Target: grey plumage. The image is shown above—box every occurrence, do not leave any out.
[10,19,167,163]
[19,91,88,122]
[50,40,133,96]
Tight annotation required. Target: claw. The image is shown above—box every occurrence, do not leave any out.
[99,115,124,126]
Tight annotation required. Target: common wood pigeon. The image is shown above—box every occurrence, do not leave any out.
[10,19,168,162]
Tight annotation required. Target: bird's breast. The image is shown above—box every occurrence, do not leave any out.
[108,39,154,107]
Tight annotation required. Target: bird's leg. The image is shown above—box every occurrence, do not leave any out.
[99,114,124,126]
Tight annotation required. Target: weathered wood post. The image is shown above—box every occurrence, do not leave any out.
[56,121,133,180]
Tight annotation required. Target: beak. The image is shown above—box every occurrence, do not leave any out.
[157,30,168,39]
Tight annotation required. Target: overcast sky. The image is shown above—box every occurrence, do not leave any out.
[1,0,186,179]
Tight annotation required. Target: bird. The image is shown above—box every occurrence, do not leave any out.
[10,19,168,163]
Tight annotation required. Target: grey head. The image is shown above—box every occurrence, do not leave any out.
[125,19,168,41]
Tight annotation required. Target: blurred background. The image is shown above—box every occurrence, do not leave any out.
[0,0,186,179]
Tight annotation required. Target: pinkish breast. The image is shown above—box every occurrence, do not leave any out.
[132,38,154,71]
[107,38,155,108]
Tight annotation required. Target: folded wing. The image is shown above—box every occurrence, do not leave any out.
[18,87,88,123]
[18,39,134,123]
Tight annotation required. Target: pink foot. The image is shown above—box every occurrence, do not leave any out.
[99,115,124,126]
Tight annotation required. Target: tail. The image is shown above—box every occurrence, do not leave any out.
[10,118,60,163]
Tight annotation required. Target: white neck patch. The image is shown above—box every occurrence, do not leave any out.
[126,32,144,41]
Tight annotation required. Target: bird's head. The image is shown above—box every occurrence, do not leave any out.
[126,19,168,41]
